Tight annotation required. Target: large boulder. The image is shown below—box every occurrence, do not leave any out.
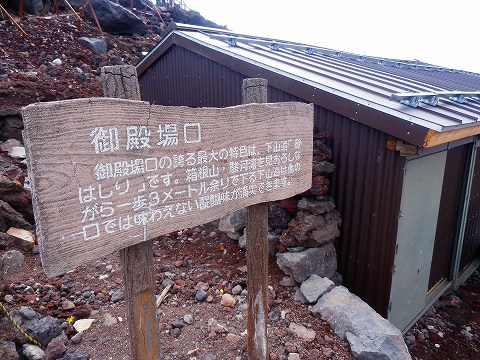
[6,0,43,14]
[312,286,411,360]
[25,316,63,347]
[297,196,336,215]
[78,37,108,54]
[268,202,292,230]
[299,274,335,303]
[85,0,147,35]
[22,344,44,360]
[276,243,337,283]
[238,232,279,256]
[280,210,341,248]
[0,200,32,233]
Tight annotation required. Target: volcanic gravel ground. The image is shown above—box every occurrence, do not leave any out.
[0,14,161,111]
[1,226,354,359]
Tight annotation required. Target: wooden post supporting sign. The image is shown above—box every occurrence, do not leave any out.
[100,65,159,360]
[243,79,269,359]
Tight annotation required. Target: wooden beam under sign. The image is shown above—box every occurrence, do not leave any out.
[423,126,480,148]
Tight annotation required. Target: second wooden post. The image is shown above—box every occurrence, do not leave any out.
[243,78,269,360]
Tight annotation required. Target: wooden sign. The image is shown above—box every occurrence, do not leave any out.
[22,98,313,276]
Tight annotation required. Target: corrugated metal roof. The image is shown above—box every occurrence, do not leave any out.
[137,23,480,147]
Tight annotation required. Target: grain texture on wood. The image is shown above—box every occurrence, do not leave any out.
[22,98,313,276]
[243,78,269,360]
[246,202,269,359]
[102,65,159,360]
[121,242,158,360]
[100,65,140,100]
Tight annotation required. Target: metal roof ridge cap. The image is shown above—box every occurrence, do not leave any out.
[173,24,480,76]
[172,22,235,34]
[183,34,443,131]
[138,30,443,133]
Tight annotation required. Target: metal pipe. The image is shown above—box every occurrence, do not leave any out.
[0,5,28,36]
[87,0,103,35]
[20,0,24,21]
[63,0,82,25]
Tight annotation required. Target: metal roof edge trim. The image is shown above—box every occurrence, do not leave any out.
[172,24,480,77]
[136,30,437,145]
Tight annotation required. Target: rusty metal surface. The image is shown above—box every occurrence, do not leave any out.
[137,25,480,147]
[461,150,480,270]
[429,144,470,290]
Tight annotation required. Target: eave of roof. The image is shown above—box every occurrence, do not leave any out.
[136,24,480,148]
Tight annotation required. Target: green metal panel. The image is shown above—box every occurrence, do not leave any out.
[388,151,447,332]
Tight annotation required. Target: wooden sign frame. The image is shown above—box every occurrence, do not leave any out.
[22,98,313,276]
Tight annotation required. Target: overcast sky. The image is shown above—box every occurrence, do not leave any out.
[183,0,480,74]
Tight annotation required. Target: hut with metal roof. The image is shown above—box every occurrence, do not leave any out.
[136,23,480,332]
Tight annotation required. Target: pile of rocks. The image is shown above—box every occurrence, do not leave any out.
[218,134,414,359]
[276,134,341,285]
[0,138,36,277]
[219,134,342,286]
[0,305,90,359]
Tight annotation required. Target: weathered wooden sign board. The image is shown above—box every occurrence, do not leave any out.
[22,98,313,276]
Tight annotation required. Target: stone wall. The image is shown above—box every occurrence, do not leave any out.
[219,133,343,285]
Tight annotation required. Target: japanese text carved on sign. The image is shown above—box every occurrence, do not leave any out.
[22,98,314,276]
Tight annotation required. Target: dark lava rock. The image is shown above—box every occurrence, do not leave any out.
[25,316,63,348]
[85,0,147,35]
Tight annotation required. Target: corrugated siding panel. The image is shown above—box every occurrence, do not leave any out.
[266,87,405,315]
[317,107,406,315]
[138,46,245,107]
[429,145,470,290]
[138,48,405,316]
[461,150,480,270]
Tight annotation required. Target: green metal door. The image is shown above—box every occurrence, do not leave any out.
[388,151,447,332]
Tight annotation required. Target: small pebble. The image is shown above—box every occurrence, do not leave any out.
[172,319,184,328]
[220,293,236,308]
[231,285,243,295]
[195,289,208,301]
[183,314,194,325]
